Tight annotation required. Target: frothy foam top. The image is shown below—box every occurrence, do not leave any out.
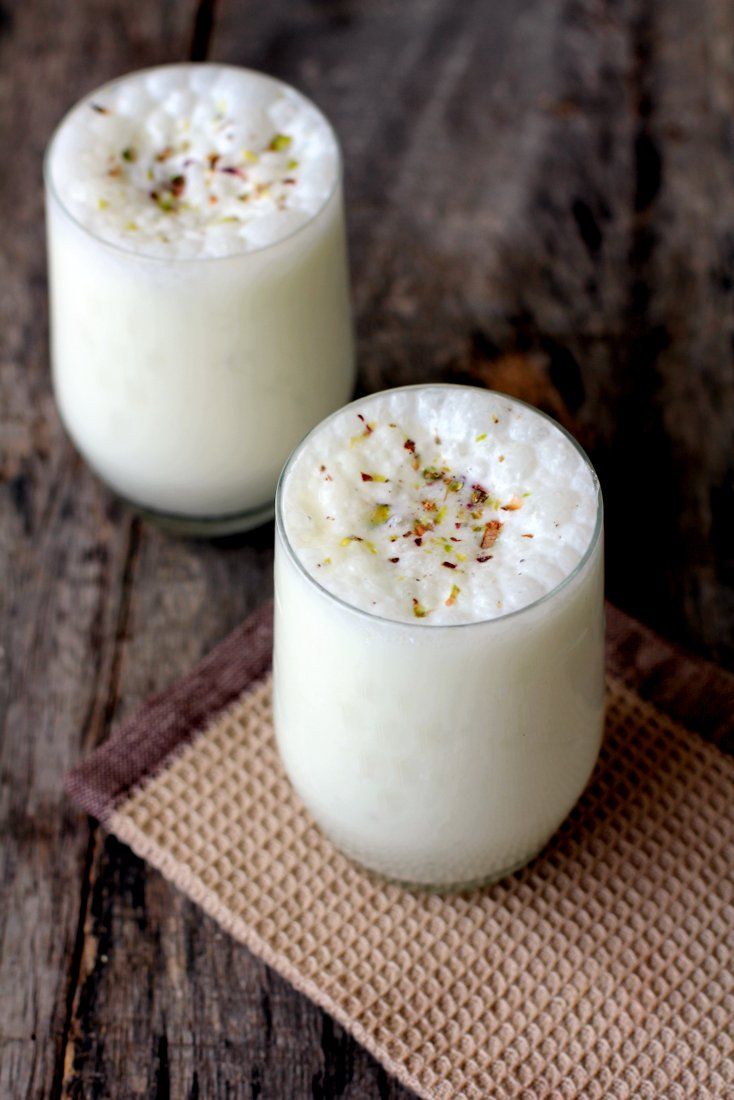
[281,387,600,625]
[47,64,339,259]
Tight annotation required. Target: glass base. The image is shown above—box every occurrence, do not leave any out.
[131,498,275,537]
[346,847,544,896]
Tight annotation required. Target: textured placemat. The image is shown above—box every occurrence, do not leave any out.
[66,602,734,1100]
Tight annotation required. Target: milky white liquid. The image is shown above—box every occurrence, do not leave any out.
[274,385,604,887]
[45,64,354,526]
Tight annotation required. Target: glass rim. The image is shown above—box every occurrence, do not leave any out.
[43,61,344,265]
[275,383,604,631]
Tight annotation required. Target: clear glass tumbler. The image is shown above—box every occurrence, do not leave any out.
[273,386,604,889]
[44,64,355,535]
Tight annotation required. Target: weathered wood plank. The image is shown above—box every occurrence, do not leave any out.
[621,0,734,661]
[0,3,204,1098]
[607,603,734,754]
[214,0,734,666]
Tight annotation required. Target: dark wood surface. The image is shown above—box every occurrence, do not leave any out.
[2,1,733,1097]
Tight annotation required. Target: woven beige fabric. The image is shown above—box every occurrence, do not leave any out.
[108,675,734,1100]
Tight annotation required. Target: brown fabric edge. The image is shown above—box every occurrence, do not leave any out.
[64,599,274,823]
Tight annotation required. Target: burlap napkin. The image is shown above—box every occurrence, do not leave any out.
[65,601,734,1100]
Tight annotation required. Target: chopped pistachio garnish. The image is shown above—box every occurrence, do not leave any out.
[341,533,377,554]
[153,192,176,212]
[268,133,292,152]
[83,96,314,245]
[370,504,391,526]
[445,584,460,607]
[291,404,552,623]
[350,414,375,445]
[481,520,503,549]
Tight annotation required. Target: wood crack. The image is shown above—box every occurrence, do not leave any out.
[189,0,217,61]
[50,826,97,1100]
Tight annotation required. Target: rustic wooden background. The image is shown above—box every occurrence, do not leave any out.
[2,1,734,1097]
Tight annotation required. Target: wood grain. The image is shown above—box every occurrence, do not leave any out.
[1,0,733,1097]
[0,3,210,1098]
[213,0,734,665]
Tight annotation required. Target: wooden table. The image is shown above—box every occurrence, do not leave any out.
[3,2,733,1096]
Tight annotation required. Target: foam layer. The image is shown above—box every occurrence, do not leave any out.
[47,64,339,258]
[281,386,600,625]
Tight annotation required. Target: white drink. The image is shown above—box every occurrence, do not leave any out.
[274,385,604,888]
[45,64,354,532]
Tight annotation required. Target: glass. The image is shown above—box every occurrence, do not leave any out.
[273,385,605,890]
[44,64,355,535]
